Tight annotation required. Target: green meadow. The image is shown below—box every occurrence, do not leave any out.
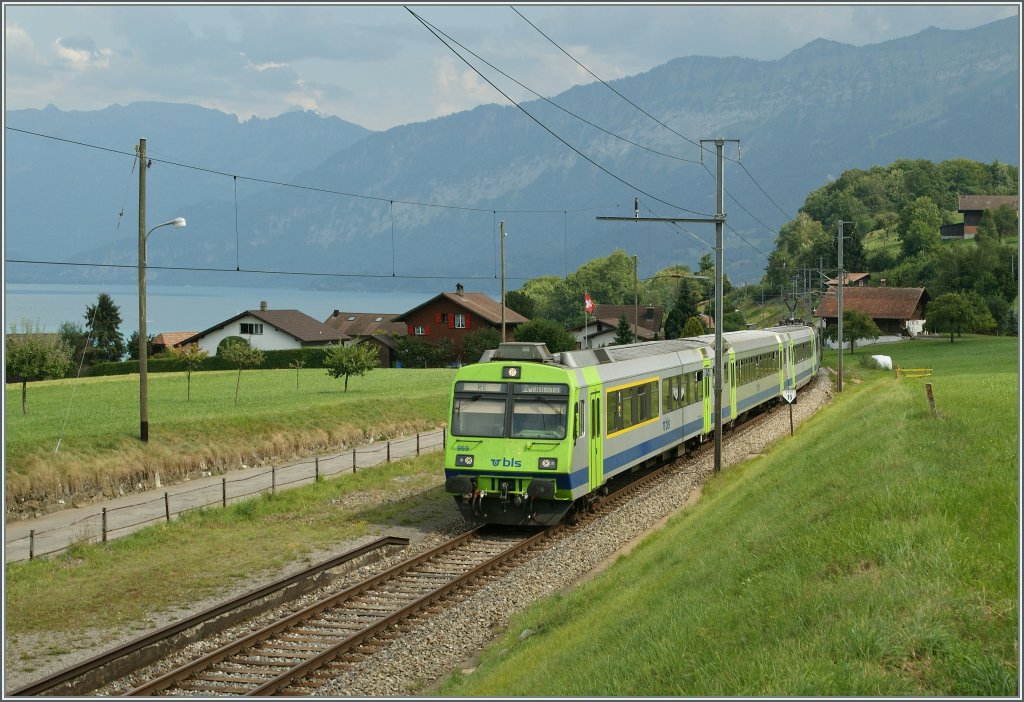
[4,367,455,505]
[437,336,1019,696]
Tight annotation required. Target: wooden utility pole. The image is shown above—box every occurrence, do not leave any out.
[138,137,148,442]
[836,220,854,393]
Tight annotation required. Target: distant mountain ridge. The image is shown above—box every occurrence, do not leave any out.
[4,17,1018,296]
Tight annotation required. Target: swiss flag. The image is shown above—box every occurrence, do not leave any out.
[584,292,595,314]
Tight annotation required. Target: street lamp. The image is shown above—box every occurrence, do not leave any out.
[139,216,186,442]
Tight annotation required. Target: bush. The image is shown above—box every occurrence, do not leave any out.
[86,346,339,376]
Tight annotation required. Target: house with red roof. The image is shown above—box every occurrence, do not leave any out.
[392,284,528,362]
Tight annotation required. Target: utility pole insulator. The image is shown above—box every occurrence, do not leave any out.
[634,197,639,220]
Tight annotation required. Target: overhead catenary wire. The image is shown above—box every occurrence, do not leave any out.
[510,5,794,232]
[4,126,617,217]
[405,6,713,219]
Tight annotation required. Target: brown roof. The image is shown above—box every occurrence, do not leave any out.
[818,287,930,320]
[824,272,870,287]
[151,332,199,348]
[183,309,348,346]
[957,195,1018,212]
[323,311,407,337]
[591,304,663,333]
[394,291,528,325]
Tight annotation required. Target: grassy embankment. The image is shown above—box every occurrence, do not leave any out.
[3,452,450,655]
[437,335,1019,696]
[4,367,456,507]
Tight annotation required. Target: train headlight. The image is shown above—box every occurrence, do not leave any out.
[455,454,475,467]
[538,457,557,470]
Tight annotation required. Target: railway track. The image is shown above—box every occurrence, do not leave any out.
[7,536,411,697]
[125,526,550,696]
[13,382,809,697]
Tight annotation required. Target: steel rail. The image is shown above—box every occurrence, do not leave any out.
[9,536,409,697]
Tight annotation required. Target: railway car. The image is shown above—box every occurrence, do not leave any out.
[443,325,818,526]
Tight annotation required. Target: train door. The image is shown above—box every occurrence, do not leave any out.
[702,360,712,435]
[588,389,603,491]
[784,337,794,389]
[728,349,737,421]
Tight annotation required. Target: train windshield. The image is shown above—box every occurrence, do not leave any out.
[451,381,568,440]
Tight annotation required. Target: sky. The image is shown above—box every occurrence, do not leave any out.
[3,2,1020,132]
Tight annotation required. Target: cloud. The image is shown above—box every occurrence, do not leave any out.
[54,35,113,71]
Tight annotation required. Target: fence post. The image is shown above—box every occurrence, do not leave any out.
[272,466,276,495]
[29,529,35,560]
[353,448,357,473]
[443,430,446,449]
[222,478,227,508]
[925,383,938,417]
[387,441,391,463]
[315,457,320,483]
[416,432,421,455]
[164,492,170,522]
[102,508,108,543]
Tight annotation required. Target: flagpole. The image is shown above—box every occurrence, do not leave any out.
[584,290,588,349]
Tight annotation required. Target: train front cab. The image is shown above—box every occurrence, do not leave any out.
[443,343,583,526]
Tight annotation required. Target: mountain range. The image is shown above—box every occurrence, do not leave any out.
[4,17,1019,298]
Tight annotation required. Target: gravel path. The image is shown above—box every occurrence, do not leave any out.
[4,371,832,696]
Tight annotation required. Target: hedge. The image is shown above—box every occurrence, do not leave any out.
[85,347,336,377]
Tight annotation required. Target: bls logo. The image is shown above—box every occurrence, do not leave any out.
[490,457,522,467]
[456,445,472,451]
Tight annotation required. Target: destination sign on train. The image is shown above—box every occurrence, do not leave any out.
[514,383,568,395]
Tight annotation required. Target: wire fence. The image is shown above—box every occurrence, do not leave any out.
[5,429,445,564]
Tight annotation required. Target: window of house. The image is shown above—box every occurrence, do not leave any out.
[375,317,383,322]
[240,322,263,335]
[455,313,466,329]
[440,313,449,324]
[414,325,426,336]
[347,316,357,321]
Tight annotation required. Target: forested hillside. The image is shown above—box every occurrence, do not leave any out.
[506,158,1018,341]
[762,158,1018,334]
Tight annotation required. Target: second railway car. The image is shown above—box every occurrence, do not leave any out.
[444,325,818,525]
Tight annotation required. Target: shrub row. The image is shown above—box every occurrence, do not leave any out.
[86,347,335,377]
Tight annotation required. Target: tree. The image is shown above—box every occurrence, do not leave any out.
[126,331,154,361]
[901,219,941,258]
[664,279,702,339]
[5,319,73,414]
[170,343,209,401]
[58,321,89,371]
[925,292,973,342]
[394,337,455,368]
[838,309,881,352]
[461,327,502,364]
[613,314,635,345]
[84,293,126,363]
[219,337,265,404]
[289,358,305,389]
[513,319,577,353]
[723,309,748,332]
[682,316,705,338]
[325,343,379,392]
[1005,309,1018,337]
[503,290,536,320]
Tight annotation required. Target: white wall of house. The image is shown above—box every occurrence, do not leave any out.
[196,315,302,354]
[572,327,619,349]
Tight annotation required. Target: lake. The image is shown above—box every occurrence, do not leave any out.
[3,283,435,336]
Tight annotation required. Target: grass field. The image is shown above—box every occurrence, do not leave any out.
[4,367,456,506]
[3,453,448,639]
[437,335,1019,696]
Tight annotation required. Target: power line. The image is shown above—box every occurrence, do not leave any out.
[406,7,712,218]
[416,18,700,165]
[5,126,617,216]
[5,258,541,283]
[511,5,794,231]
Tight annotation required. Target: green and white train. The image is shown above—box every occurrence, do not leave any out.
[444,325,819,525]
